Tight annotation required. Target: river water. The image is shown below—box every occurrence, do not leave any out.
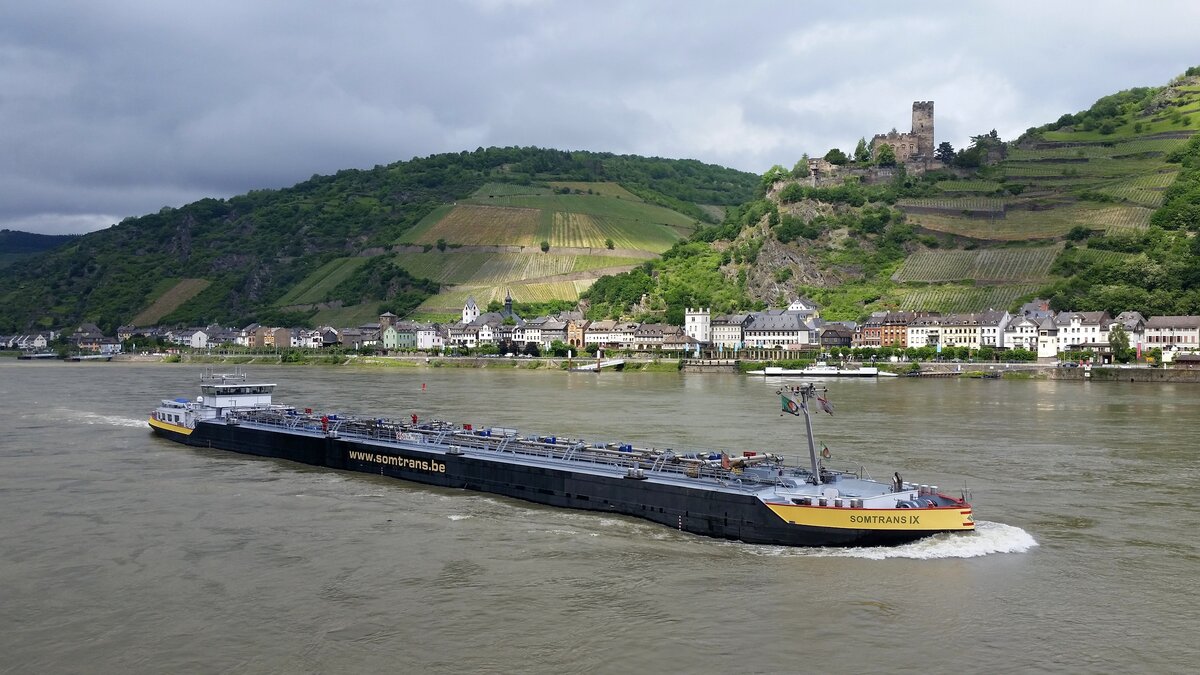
[1,362,1197,674]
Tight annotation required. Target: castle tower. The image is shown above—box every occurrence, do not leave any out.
[685,307,711,345]
[462,296,480,325]
[911,101,934,158]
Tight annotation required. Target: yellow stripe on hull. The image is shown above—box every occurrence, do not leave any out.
[148,416,194,436]
[765,502,974,531]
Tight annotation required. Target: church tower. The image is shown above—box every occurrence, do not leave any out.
[503,289,513,317]
[462,296,480,324]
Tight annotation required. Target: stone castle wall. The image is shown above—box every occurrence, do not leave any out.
[871,101,934,164]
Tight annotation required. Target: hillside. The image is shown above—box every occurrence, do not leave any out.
[0,148,757,332]
[0,230,77,270]
[588,68,1200,323]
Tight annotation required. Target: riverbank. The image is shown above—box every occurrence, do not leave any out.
[112,352,683,372]
[94,353,1200,383]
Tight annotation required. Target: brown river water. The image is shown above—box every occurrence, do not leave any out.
[1,362,1197,674]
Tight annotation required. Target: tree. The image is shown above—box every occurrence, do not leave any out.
[540,240,550,253]
[1109,324,1133,363]
[954,146,985,168]
[875,143,897,167]
[824,148,848,165]
[436,238,447,252]
[853,138,871,163]
[935,141,955,164]
[791,154,811,178]
[605,238,614,250]
[969,129,1002,149]
[759,164,790,193]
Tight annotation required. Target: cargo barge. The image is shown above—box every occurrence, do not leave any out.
[149,371,974,547]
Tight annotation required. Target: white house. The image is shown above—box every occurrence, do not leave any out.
[710,314,752,349]
[1111,311,1147,349]
[906,315,941,349]
[1003,315,1040,351]
[978,310,1012,348]
[416,324,443,350]
[187,330,209,350]
[684,307,711,345]
[743,312,813,348]
[1144,315,1200,350]
[1054,311,1112,352]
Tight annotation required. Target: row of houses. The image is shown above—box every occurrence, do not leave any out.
[445,294,701,352]
[684,300,1200,359]
[2,324,122,354]
[9,296,1200,361]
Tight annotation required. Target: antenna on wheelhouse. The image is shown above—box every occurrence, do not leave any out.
[779,383,825,485]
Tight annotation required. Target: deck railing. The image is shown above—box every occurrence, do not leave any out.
[225,408,809,491]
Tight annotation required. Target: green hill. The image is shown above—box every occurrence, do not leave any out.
[0,230,77,270]
[0,148,757,332]
[583,68,1200,323]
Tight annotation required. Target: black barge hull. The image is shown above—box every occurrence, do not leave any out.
[151,421,945,548]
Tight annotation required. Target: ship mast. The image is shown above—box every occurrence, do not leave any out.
[782,383,823,485]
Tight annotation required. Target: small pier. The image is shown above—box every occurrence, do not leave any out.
[681,359,740,373]
[571,359,626,372]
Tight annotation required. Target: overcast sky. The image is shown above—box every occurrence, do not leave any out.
[2,1,1198,235]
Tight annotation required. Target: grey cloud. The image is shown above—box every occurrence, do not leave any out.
[1,1,1198,234]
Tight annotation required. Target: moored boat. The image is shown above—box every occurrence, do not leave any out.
[746,362,880,377]
[149,370,974,547]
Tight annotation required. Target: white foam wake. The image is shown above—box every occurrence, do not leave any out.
[814,521,1038,560]
[744,521,1037,559]
[75,411,149,428]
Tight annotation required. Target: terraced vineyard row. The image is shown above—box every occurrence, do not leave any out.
[934,180,1002,192]
[897,197,1006,213]
[392,252,643,286]
[132,278,212,325]
[1081,205,1154,234]
[544,212,597,248]
[1006,137,1188,161]
[470,182,553,198]
[909,202,1153,240]
[391,252,493,284]
[1001,164,1068,177]
[1097,181,1168,207]
[1003,157,1163,179]
[508,280,597,303]
[892,284,1042,314]
[416,280,596,313]
[466,194,695,226]
[1070,248,1139,266]
[275,257,371,305]
[547,181,642,200]
[398,205,542,247]
[893,247,1059,283]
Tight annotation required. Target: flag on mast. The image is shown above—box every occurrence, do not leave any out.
[780,394,801,416]
[816,393,834,415]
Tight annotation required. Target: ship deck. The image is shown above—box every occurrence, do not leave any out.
[216,408,892,500]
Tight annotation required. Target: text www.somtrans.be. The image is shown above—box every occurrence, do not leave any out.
[348,450,446,473]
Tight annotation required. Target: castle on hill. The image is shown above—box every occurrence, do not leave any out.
[802,101,943,186]
[871,101,935,166]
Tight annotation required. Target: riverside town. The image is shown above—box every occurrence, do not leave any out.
[7,291,1199,371]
